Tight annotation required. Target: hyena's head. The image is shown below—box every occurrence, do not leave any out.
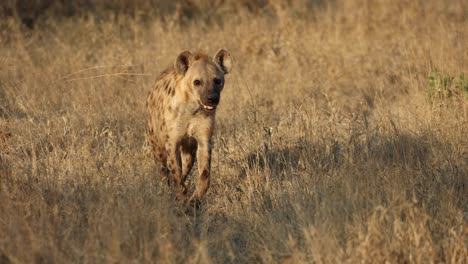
[175,49,232,113]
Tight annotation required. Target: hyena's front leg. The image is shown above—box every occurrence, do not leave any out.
[188,140,212,204]
[166,141,187,201]
[180,137,198,185]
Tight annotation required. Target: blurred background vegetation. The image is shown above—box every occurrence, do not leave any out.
[1,0,332,29]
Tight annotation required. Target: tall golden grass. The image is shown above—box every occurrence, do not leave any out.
[0,0,467,263]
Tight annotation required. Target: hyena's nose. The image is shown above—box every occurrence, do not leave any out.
[207,94,220,105]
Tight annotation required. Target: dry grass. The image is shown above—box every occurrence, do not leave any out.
[0,0,467,263]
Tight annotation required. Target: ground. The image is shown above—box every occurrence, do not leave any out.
[0,0,467,263]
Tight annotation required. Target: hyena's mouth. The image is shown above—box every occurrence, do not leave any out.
[198,100,217,112]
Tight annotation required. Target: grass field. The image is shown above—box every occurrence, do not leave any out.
[0,0,467,263]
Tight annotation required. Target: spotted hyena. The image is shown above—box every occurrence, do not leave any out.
[146,49,232,204]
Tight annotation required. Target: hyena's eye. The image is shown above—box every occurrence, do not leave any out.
[193,79,202,86]
[214,78,222,85]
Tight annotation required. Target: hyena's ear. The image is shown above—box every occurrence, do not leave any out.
[214,49,232,74]
[175,50,193,75]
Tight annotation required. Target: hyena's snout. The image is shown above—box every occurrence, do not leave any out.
[205,93,220,105]
[199,93,220,111]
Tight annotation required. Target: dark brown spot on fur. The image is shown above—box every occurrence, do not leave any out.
[200,169,210,180]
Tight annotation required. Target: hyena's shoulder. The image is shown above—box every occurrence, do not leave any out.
[146,67,179,109]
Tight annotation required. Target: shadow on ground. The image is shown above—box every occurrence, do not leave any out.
[243,132,437,177]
